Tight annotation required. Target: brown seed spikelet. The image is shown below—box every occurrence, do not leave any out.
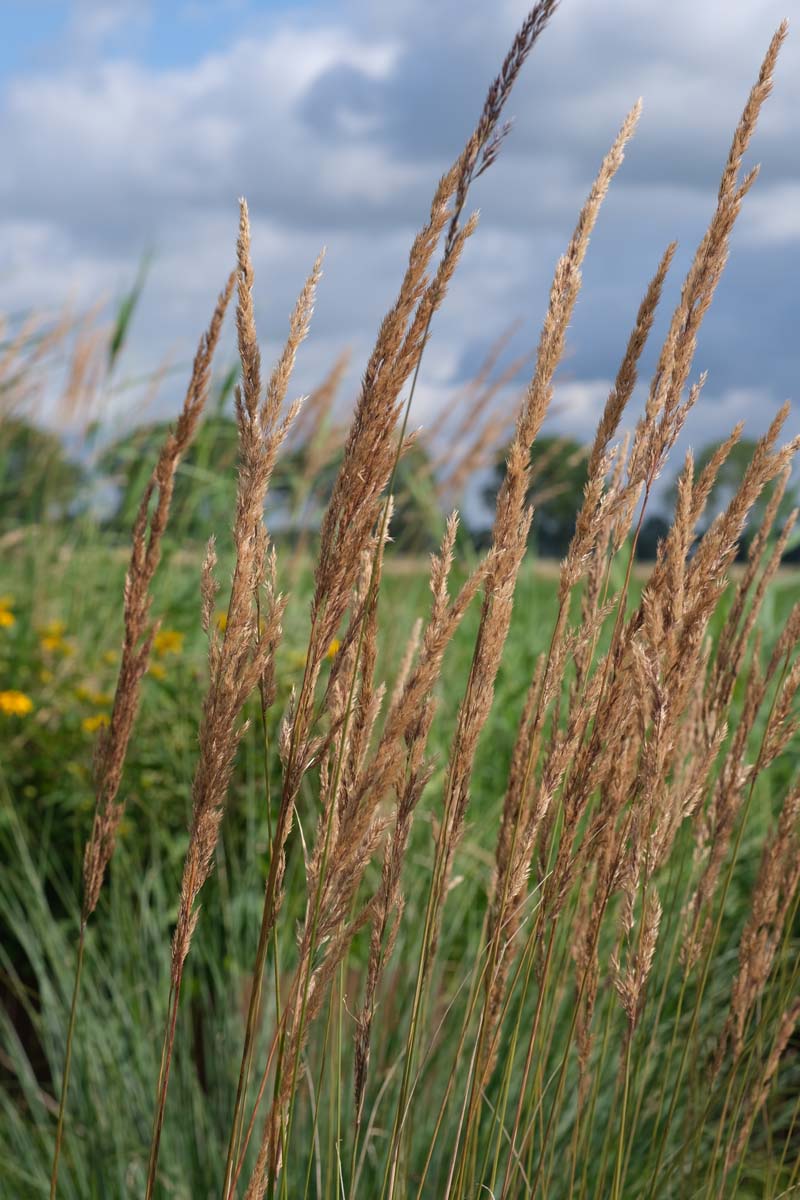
[82,269,235,923]
[145,205,321,1199]
[171,201,321,983]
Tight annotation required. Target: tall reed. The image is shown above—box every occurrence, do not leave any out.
[34,10,800,1200]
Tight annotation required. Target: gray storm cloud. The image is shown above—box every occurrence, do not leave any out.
[0,0,796,464]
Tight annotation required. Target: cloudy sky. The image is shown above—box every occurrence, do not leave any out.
[1,0,798,482]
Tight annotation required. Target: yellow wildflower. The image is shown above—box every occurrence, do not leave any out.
[40,620,66,638]
[149,662,167,680]
[103,650,118,665]
[215,610,228,632]
[82,712,110,734]
[41,635,64,654]
[0,690,34,716]
[0,606,15,628]
[39,669,54,684]
[153,628,184,657]
[40,622,72,655]
[326,638,341,660]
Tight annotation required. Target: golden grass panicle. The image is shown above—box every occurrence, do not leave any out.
[144,207,321,1200]
[461,108,644,1084]
[628,22,788,495]
[438,100,642,938]
[82,268,235,922]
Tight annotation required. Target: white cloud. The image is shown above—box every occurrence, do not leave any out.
[0,0,797,457]
[552,380,614,438]
[741,184,800,244]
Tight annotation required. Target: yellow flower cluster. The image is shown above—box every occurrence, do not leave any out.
[153,628,184,657]
[0,690,33,716]
[39,620,72,656]
[82,712,110,734]
[286,639,340,672]
[0,596,15,628]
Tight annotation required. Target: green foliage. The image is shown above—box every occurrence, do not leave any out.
[100,413,443,551]
[100,414,241,539]
[484,435,589,555]
[108,253,151,376]
[0,418,85,527]
[1,533,799,1197]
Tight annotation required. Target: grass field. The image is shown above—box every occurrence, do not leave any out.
[1,527,799,1197]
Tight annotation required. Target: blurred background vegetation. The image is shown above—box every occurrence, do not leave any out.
[5,281,797,560]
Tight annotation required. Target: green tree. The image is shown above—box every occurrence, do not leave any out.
[0,417,85,527]
[483,434,589,556]
[100,414,240,538]
[101,415,442,550]
[271,438,443,552]
[637,514,671,561]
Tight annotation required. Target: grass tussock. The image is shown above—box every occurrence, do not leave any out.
[2,5,799,1199]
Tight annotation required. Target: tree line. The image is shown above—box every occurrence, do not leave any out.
[2,413,797,562]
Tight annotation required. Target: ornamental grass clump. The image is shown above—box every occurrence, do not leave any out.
[49,270,236,1199]
[38,8,800,1199]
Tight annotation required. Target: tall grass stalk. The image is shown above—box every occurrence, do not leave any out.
[8,11,800,1200]
[47,272,235,1198]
